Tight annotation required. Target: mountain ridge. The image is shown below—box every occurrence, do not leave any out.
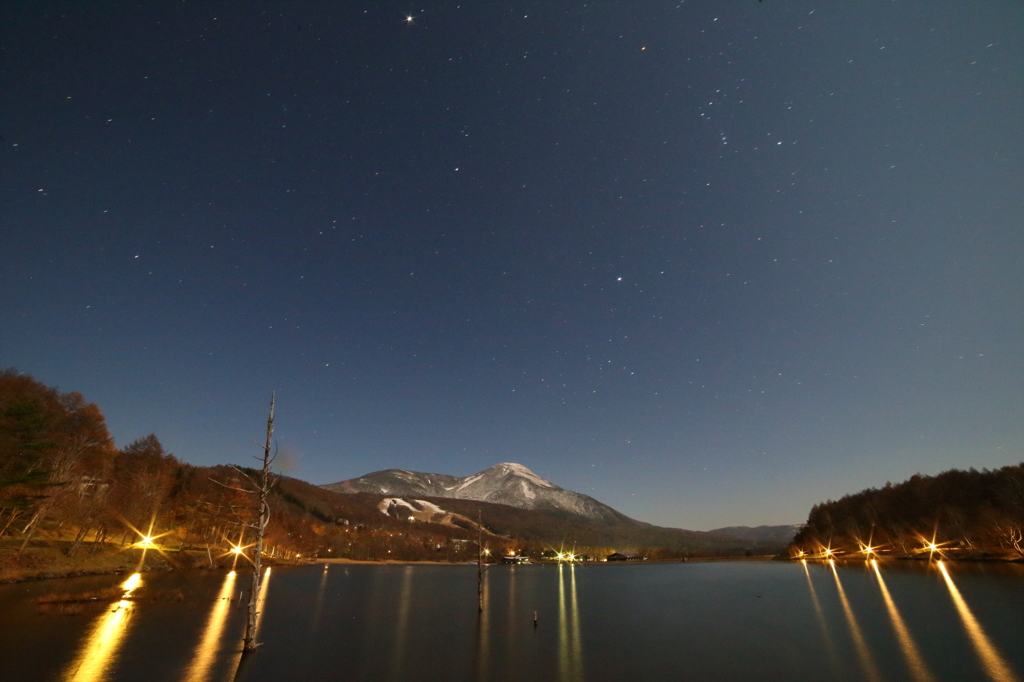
[707,524,803,543]
[323,462,639,525]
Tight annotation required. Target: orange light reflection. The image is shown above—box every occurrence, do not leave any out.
[871,561,935,682]
[183,570,237,682]
[830,561,882,682]
[937,562,1019,682]
[61,573,142,682]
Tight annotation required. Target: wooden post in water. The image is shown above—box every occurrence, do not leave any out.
[477,510,484,612]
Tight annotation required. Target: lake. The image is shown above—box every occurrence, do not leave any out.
[1,559,1021,682]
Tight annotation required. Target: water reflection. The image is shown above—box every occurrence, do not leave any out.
[253,566,272,643]
[7,561,1021,682]
[61,573,143,682]
[829,561,881,682]
[182,571,237,682]
[504,567,517,673]
[307,564,330,636]
[937,562,1019,682]
[557,564,583,682]
[476,569,491,682]
[802,560,841,678]
[389,566,415,682]
[871,561,934,682]
[224,567,272,682]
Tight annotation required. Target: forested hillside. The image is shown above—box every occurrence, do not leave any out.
[0,369,491,569]
[791,464,1024,560]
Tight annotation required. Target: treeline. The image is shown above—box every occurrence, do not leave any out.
[791,464,1024,559]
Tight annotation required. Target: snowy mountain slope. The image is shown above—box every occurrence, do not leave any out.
[377,497,483,530]
[324,463,636,525]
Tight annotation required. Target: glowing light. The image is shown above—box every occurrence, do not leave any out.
[121,573,141,592]
[405,14,414,23]
[135,536,155,548]
[937,562,1017,682]
[231,545,243,555]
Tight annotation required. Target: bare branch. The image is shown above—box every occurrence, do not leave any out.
[208,477,252,494]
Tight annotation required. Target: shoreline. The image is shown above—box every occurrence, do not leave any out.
[6,545,1021,585]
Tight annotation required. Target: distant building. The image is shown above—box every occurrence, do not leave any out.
[607,552,644,562]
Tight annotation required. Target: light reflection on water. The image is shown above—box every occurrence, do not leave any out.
[830,560,882,682]
[60,573,142,682]
[802,559,841,678]
[556,564,583,682]
[476,569,490,682]
[306,564,330,636]
[252,566,271,643]
[389,566,414,682]
[937,561,1019,682]
[182,570,236,682]
[2,560,1022,682]
[871,560,935,682]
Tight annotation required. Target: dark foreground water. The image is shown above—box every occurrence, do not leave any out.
[1,559,1022,682]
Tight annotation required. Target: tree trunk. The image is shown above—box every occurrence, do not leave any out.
[242,394,275,652]
[66,523,92,557]
[18,510,46,553]
[90,524,107,552]
[0,509,23,537]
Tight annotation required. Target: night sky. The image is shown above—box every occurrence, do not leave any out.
[2,2,1021,530]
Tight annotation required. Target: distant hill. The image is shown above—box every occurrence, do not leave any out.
[324,462,634,524]
[708,525,802,544]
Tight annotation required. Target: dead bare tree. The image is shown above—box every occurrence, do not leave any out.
[223,394,277,652]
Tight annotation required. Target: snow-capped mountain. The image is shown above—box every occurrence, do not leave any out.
[323,462,635,524]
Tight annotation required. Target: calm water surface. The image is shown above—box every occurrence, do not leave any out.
[1,560,1021,682]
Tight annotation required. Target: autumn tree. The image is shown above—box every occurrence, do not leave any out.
[0,370,116,549]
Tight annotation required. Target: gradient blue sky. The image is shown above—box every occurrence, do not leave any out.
[2,1,1021,530]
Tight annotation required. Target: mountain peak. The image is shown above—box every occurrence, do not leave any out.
[322,462,627,523]
[485,462,556,489]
